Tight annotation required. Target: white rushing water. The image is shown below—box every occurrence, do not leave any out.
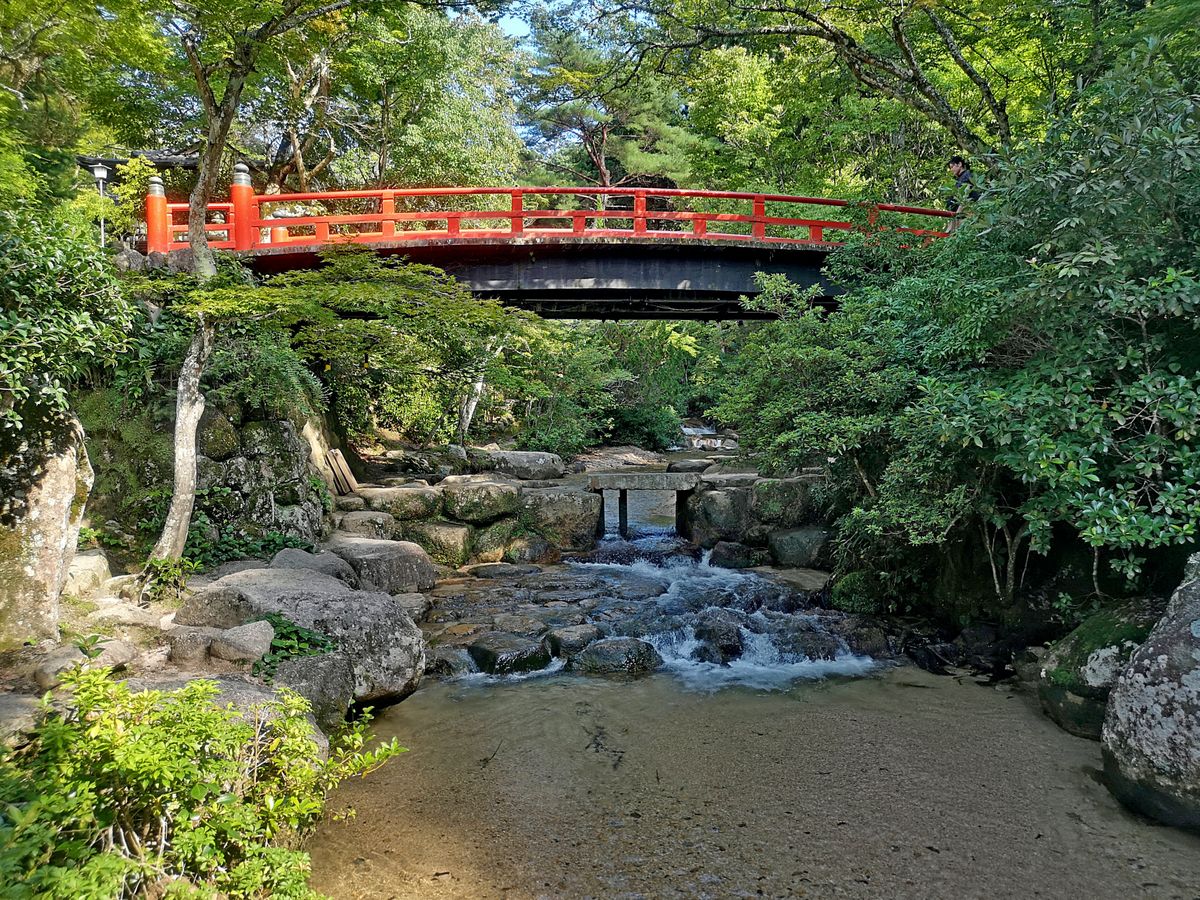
[572,540,878,692]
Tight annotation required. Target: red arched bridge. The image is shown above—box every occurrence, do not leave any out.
[146,166,953,320]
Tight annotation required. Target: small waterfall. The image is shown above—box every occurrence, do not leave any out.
[573,549,877,691]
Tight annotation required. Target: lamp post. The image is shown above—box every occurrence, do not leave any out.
[91,163,110,246]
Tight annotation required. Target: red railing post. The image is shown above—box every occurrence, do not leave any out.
[447,213,460,236]
[573,211,586,235]
[381,191,395,239]
[752,195,766,240]
[634,191,647,235]
[510,190,524,235]
[230,162,254,251]
[145,176,169,254]
[693,216,707,238]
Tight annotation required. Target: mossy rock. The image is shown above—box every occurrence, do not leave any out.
[750,478,811,526]
[1037,598,1166,740]
[399,520,473,567]
[475,518,518,563]
[198,409,240,461]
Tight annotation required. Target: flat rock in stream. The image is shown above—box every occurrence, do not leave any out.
[467,632,552,675]
[572,638,663,676]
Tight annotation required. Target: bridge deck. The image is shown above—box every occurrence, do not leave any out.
[146,177,953,319]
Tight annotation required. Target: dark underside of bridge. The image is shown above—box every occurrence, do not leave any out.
[247,237,839,320]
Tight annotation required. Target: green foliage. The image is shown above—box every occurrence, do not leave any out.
[253,614,337,682]
[609,403,682,451]
[183,511,313,571]
[0,210,133,435]
[716,52,1200,612]
[829,571,888,616]
[0,667,403,898]
[142,556,200,604]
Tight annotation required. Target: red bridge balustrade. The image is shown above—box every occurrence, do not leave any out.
[144,164,954,256]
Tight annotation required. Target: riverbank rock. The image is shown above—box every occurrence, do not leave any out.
[572,638,663,676]
[767,527,832,568]
[399,520,473,567]
[687,489,755,547]
[126,674,329,755]
[176,568,425,704]
[1102,558,1200,830]
[210,620,275,663]
[693,608,748,663]
[1038,599,1166,739]
[338,509,396,539]
[485,450,566,480]
[34,639,137,689]
[709,541,768,569]
[270,548,358,587]
[441,480,520,523]
[61,549,112,597]
[357,485,442,521]
[467,632,552,674]
[324,535,437,593]
[519,488,602,551]
[273,651,355,733]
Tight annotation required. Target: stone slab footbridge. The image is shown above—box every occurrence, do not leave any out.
[146,166,954,320]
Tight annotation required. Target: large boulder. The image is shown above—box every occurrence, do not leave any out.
[572,637,663,676]
[768,527,832,568]
[273,651,355,733]
[474,518,518,563]
[750,478,812,526]
[399,520,473,567]
[687,488,755,548]
[175,567,425,704]
[467,632,552,675]
[210,620,275,663]
[1038,599,1166,739]
[269,547,358,587]
[442,480,520,523]
[197,418,327,544]
[519,487,602,551]
[486,450,565,480]
[356,485,442,521]
[709,541,768,569]
[0,416,93,647]
[692,608,748,663]
[1102,558,1200,830]
[324,534,437,593]
[337,509,396,539]
[61,549,112,598]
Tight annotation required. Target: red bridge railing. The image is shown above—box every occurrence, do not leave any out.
[145,166,954,255]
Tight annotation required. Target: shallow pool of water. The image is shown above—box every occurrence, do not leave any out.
[309,668,1200,899]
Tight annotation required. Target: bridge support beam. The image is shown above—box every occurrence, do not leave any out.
[618,489,629,539]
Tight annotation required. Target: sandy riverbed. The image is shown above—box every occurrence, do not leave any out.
[308,667,1200,899]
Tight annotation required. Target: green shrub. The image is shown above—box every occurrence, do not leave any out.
[0,667,403,898]
[607,403,682,451]
[254,614,337,682]
[830,571,888,615]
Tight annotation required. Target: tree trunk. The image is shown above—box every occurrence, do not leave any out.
[457,371,488,445]
[186,69,248,278]
[149,319,215,560]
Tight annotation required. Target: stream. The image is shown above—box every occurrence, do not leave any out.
[307,483,1200,899]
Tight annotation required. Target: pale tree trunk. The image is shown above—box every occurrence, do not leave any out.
[150,320,215,560]
[456,342,502,445]
[457,372,488,445]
